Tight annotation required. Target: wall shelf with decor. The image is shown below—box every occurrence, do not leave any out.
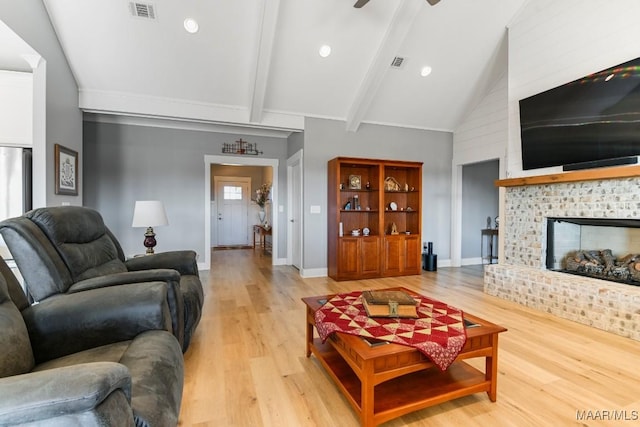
[328,157,423,281]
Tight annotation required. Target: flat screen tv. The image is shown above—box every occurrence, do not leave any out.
[519,56,640,170]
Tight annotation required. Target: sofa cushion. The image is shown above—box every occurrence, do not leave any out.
[32,341,131,371]
[27,207,127,282]
[33,331,183,427]
[181,274,204,350]
[0,362,133,425]
[119,330,184,427]
[0,277,35,377]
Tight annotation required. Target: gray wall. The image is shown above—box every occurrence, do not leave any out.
[302,117,453,271]
[0,1,82,206]
[83,117,454,272]
[287,131,304,157]
[83,121,288,261]
[461,159,499,260]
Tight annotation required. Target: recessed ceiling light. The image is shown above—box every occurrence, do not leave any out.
[605,73,615,82]
[319,45,332,58]
[420,66,432,77]
[184,18,199,34]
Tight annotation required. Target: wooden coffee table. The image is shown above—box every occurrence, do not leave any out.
[302,287,507,427]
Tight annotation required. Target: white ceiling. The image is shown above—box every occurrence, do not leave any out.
[10,0,529,134]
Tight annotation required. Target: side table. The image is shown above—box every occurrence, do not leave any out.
[253,225,272,253]
[481,228,498,264]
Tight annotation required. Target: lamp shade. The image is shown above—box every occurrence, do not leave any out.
[132,201,169,227]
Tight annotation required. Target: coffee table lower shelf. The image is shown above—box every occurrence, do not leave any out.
[311,338,490,426]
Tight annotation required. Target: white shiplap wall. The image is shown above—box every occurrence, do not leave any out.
[450,0,640,265]
[507,0,640,177]
[453,72,508,167]
[450,69,508,266]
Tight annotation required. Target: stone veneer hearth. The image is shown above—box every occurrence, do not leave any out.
[484,174,640,341]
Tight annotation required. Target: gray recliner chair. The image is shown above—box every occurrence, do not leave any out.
[0,256,184,426]
[0,206,204,352]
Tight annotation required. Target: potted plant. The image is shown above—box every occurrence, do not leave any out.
[255,183,270,224]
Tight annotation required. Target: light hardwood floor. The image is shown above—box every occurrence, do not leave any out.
[180,249,640,426]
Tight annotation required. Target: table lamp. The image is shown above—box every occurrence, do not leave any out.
[132,200,168,254]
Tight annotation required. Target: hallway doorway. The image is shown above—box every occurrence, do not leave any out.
[203,155,279,270]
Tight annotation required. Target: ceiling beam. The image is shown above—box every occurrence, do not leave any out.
[248,0,281,124]
[345,0,422,132]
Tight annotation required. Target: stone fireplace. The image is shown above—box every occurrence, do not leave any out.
[484,170,640,340]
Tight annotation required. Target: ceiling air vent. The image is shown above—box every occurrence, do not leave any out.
[129,2,156,20]
[390,56,406,69]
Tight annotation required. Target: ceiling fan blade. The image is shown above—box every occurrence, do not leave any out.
[355,0,437,8]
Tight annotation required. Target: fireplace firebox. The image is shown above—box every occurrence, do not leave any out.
[546,217,640,286]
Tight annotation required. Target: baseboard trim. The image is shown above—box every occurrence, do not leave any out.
[436,258,451,267]
[301,268,328,278]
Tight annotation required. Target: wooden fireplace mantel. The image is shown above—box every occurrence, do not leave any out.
[495,165,640,187]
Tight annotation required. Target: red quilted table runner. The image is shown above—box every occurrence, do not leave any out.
[314,291,467,371]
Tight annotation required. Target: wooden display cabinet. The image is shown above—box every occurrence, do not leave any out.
[382,234,421,276]
[337,236,381,280]
[328,157,422,281]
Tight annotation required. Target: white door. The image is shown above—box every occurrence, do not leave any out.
[287,151,303,269]
[215,177,250,246]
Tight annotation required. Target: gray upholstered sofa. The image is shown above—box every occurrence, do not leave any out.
[0,206,204,352]
[0,256,184,426]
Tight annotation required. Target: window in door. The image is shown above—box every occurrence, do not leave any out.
[224,186,243,200]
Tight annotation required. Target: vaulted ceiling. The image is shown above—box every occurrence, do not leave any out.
[6,0,528,134]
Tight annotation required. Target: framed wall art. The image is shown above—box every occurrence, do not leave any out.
[54,143,78,195]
